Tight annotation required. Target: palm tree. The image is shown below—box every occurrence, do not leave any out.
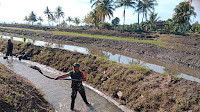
[90,9,100,28]
[37,16,43,25]
[24,16,29,24]
[60,20,67,27]
[84,9,101,28]
[55,6,64,27]
[135,0,141,29]
[83,15,90,25]
[137,0,158,22]
[66,16,73,27]
[73,17,80,26]
[96,0,115,22]
[44,6,52,26]
[140,21,149,31]
[115,0,136,31]
[90,0,101,8]
[50,13,56,26]
[148,12,160,30]
[165,19,174,32]
[28,11,37,25]
[173,1,196,32]
[191,22,200,33]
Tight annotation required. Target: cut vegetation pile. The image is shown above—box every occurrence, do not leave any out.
[0,63,54,111]
[0,39,199,112]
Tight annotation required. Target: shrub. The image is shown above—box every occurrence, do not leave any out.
[99,22,112,30]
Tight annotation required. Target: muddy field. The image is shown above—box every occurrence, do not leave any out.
[0,24,200,69]
[0,40,199,112]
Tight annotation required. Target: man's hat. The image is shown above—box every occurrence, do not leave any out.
[73,63,80,67]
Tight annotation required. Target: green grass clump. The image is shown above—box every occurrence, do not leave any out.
[10,36,13,40]
[112,73,121,80]
[93,74,102,85]
[135,74,144,81]
[161,72,168,77]
[128,64,151,74]
[98,57,108,64]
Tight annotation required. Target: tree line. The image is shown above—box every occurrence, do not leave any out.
[24,0,199,34]
[24,6,80,27]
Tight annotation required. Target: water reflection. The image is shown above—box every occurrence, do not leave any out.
[102,51,166,74]
[31,39,37,44]
[54,43,64,49]
[177,74,200,83]
[45,42,53,47]
[1,35,200,83]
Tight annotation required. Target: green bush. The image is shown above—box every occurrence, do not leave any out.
[99,22,112,30]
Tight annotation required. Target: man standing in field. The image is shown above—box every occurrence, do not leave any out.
[55,63,90,111]
[6,39,13,59]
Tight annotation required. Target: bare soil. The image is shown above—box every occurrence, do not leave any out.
[0,63,54,112]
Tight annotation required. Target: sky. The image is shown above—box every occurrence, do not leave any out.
[0,0,199,25]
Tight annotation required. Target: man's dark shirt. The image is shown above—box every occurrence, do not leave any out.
[68,70,84,88]
[7,42,13,52]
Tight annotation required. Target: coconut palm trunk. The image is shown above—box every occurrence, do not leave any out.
[48,19,51,26]
[123,8,126,31]
[58,17,60,27]
[138,11,140,30]
[142,12,144,22]
[115,0,136,32]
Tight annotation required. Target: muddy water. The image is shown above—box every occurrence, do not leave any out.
[1,35,200,83]
[0,53,132,112]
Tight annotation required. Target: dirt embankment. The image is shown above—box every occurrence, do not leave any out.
[0,26,200,69]
[0,63,54,111]
[0,40,199,112]
[0,23,155,38]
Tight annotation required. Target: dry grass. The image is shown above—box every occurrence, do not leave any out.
[0,64,54,111]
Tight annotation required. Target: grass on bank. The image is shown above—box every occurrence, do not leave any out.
[0,26,168,47]
[51,31,167,45]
